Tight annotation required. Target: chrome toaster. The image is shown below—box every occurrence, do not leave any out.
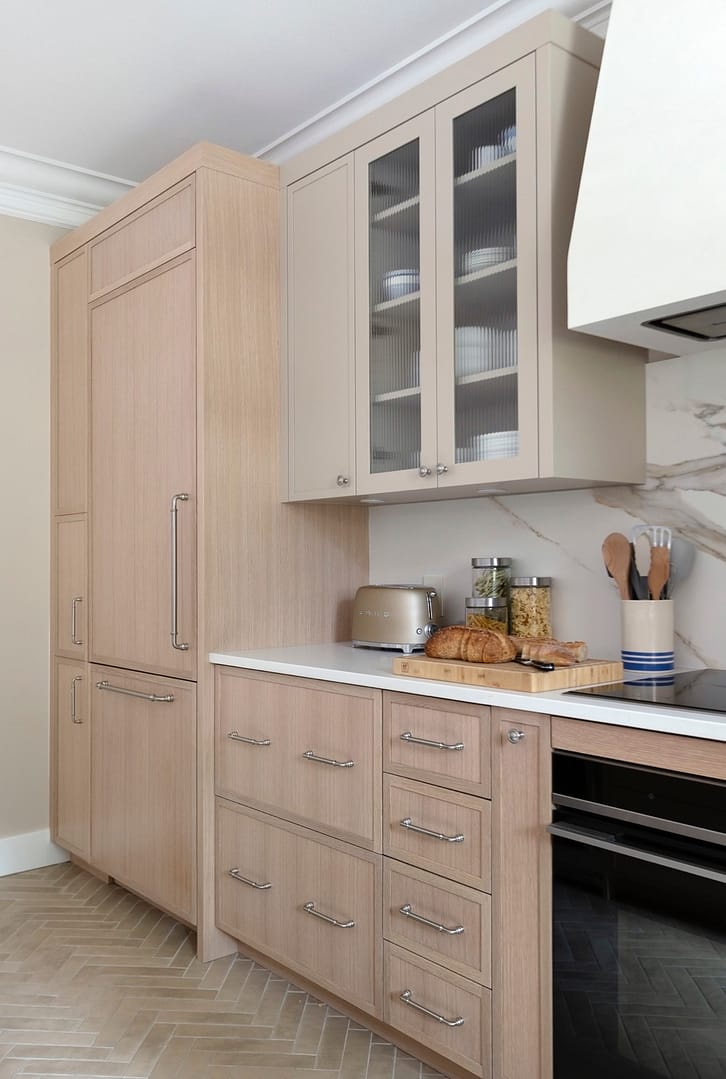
[352,585,441,653]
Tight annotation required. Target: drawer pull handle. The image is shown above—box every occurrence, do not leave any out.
[399,904,464,935]
[96,680,174,703]
[303,901,355,928]
[228,868,272,890]
[227,731,272,746]
[400,731,464,751]
[302,750,355,769]
[400,817,464,843]
[399,989,464,1027]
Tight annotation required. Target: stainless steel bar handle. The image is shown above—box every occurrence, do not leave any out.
[170,493,190,651]
[399,990,464,1027]
[400,731,464,752]
[70,675,82,724]
[227,731,271,746]
[71,596,83,646]
[302,750,355,768]
[399,904,464,935]
[228,868,272,890]
[303,901,355,928]
[400,817,464,843]
[96,680,174,703]
[548,822,726,886]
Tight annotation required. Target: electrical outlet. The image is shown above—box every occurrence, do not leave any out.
[423,574,444,606]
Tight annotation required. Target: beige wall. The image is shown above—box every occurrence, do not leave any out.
[0,214,64,839]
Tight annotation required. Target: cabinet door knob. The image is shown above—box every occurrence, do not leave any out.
[507,728,526,744]
[418,466,432,478]
[336,474,349,487]
[436,463,448,475]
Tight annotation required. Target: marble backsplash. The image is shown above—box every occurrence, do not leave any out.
[369,349,726,668]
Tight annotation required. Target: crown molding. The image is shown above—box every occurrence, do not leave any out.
[257,0,612,164]
[0,146,135,229]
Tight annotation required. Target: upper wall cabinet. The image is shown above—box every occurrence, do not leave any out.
[281,14,647,505]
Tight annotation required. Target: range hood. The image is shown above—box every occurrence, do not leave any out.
[568,0,726,354]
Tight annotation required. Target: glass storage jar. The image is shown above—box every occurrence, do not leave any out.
[509,577,552,638]
[465,596,509,632]
[471,557,512,599]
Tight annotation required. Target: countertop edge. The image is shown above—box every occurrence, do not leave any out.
[209,645,726,742]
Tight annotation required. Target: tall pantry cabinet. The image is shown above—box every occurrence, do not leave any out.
[50,144,369,959]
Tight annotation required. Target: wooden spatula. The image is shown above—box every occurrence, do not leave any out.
[648,545,670,600]
[602,532,632,600]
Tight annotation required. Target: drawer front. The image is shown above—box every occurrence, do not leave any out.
[384,776,491,891]
[216,670,381,848]
[216,800,382,1017]
[90,179,195,296]
[385,943,491,1078]
[384,859,491,986]
[384,693,490,796]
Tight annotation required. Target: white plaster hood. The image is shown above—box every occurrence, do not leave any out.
[568,0,726,354]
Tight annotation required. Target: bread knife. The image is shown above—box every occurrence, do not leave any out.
[514,657,556,672]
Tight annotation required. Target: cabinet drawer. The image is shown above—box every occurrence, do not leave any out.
[216,670,381,848]
[384,693,490,796]
[384,776,490,891]
[90,179,195,297]
[385,943,491,1078]
[384,859,490,986]
[216,799,382,1017]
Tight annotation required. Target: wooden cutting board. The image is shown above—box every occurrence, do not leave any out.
[392,655,623,692]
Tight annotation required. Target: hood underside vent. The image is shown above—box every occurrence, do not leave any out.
[644,304,726,342]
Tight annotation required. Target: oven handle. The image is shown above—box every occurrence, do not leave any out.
[548,821,726,886]
[553,793,726,849]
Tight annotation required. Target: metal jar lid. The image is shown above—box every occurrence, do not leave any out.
[510,576,552,587]
[465,596,508,608]
[471,557,512,568]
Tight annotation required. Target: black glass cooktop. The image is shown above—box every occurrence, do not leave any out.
[566,668,726,713]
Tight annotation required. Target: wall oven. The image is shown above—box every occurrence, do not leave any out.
[550,750,726,1079]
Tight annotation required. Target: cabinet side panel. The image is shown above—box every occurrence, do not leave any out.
[492,709,552,1079]
[536,45,646,483]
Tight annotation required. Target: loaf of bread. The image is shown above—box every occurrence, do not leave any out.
[425,625,517,664]
[511,637,588,666]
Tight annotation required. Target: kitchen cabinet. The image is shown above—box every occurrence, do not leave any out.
[53,659,90,859]
[281,14,646,503]
[212,666,550,1079]
[50,143,369,961]
[91,666,196,924]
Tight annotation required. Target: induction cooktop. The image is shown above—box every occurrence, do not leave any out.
[566,668,726,713]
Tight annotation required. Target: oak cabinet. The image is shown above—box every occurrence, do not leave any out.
[53,248,88,516]
[90,255,197,679]
[54,659,90,858]
[91,666,197,923]
[281,16,646,503]
[54,516,86,660]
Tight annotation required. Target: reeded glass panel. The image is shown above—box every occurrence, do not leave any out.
[452,90,518,464]
[368,140,421,474]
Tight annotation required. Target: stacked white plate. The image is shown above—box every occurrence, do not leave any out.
[455,326,517,375]
[381,269,419,301]
[470,144,501,169]
[470,430,519,458]
[461,247,514,274]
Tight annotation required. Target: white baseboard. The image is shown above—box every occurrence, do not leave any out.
[0,829,69,877]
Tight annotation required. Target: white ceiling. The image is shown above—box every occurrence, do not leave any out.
[0,0,608,188]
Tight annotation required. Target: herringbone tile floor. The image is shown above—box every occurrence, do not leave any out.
[0,863,445,1079]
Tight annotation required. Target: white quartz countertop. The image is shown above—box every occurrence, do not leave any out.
[209,643,726,742]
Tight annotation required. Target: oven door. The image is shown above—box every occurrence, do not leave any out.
[550,777,726,1078]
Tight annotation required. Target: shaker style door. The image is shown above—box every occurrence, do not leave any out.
[54,659,90,858]
[54,516,87,659]
[90,255,196,679]
[354,114,438,495]
[53,248,88,515]
[435,56,538,486]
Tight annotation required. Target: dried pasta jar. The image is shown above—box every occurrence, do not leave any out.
[465,596,509,632]
[471,557,512,599]
[509,577,552,638]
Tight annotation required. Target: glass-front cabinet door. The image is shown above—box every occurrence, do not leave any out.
[435,56,538,487]
[355,114,437,495]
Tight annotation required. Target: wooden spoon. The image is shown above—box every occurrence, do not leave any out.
[648,545,670,600]
[602,532,632,600]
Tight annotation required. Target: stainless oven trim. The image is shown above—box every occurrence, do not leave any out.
[548,821,726,886]
[552,793,726,849]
